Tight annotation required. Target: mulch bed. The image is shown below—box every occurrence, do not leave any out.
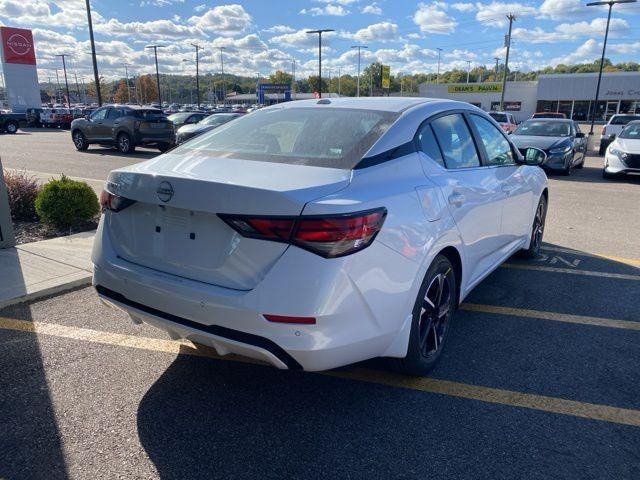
[11,218,99,245]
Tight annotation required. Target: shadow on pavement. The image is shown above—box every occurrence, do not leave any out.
[549,164,640,185]
[81,147,158,159]
[136,242,640,479]
[0,300,68,479]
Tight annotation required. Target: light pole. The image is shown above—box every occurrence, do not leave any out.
[586,0,636,134]
[145,44,165,105]
[500,14,516,111]
[291,59,296,99]
[85,0,101,106]
[436,47,443,84]
[466,60,472,84]
[55,55,72,107]
[123,63,131,103]
[307,29,334,98]
[351,45,368,97]
[218,46,226,105]
[191,43,202,108]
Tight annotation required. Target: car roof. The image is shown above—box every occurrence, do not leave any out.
[526,118,572,123]
[265,97,440,113]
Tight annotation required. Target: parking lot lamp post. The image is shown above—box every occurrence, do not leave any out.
[466,60,472,84]
[85,0,102,106]
[351,45,368,97]
[307,29,334,99]
[191,44,202,109]
[499,14,516,111]
[586,0,636,135]
[145,45,165,105]
[436,48,443,84]
[55,55,72,108]
[55,69,61,104]
[123,63,131,103]
[218,47,226,105]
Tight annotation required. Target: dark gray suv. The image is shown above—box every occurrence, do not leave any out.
[70,105,175,154]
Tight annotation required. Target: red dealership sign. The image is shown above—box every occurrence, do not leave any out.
[0,27,36,65]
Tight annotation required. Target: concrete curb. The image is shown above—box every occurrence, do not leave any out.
[0,275,92,310]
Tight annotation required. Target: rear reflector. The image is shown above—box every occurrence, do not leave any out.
[219,208,386,258]
[264,314,316,325]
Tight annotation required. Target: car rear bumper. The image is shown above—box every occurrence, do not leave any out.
[133,131,175,145]
[91,216,417,371]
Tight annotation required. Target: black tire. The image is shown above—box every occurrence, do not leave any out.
[157,143,173,153]
[520,195,547,259]
[117,132,135,154]
[602,169,618,179]
[598,144,606,156]
[4,121,19,134]
[401,254,457,376]
[575,155,585,169]
[72,130,89,151]
[560,159,572,176]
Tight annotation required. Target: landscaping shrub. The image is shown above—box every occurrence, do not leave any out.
[35,174,99,228]
[3,169,40,221]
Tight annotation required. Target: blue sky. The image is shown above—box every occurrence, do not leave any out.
[1,0,639,82]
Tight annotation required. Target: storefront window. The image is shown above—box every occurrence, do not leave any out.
[589,101,607,122]
[536,100,558,113]
[572,101,590,121]
[558,101,573,118]
[619,101,639,114]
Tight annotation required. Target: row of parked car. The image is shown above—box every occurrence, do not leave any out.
[70,105,244,154]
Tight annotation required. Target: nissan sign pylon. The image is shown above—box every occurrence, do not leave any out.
[0,27,41,113]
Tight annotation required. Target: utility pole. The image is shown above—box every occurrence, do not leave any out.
[54,55,72,108]
[80,77,87,104]
[337,67,341,96]
[55,69,61,104]
[85,0,101,106]
[500,14,516,111]
[291,59,296,99]
[218,46,226,105]
[307,29,334,99]
[586,0,636,134]
[494,57,500,80]
[351,45,368,97]
[145,44,165,105]
[436,48,443,84]
[466,60,472,84]
[73,72,81,104]
[123,63,131,103]
[369,68,373,96]
[191,43,202,108]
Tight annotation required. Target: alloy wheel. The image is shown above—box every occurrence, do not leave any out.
[73,132,84,148]
[531,201,545,251]
[119,135,129,152]
[6,123,17,133]
[418,271,452,358]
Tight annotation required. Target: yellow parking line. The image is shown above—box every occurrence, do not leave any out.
[541,246,640,268]
[2,315,640,427]
[329,369,640,428]
[501,263,640,281]
[461,303,640,331]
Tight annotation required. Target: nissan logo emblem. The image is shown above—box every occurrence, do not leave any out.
[156,181,174,202]
[6,33,31,56]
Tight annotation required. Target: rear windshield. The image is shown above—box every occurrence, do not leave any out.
[610,115,640,125]
[177,107,399,169]
[132,109,165,119]
[489,113,508,123]
[619,122,640,139]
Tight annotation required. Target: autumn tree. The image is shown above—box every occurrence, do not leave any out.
[135,75,159,104]
[113,80,129,104]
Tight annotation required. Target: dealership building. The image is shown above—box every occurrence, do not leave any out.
[419,72,640,123]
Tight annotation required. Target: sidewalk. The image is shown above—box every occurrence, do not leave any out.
[0,231,95,309]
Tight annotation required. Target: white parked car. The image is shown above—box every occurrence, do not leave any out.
[603,120,640,179]
[599,114,640,155]
[93,98,548,375]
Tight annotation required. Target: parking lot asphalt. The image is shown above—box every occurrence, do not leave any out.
[1,130,639,479]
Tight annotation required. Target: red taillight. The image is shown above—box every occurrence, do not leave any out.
[220,208,386,258]
[99,189,136,212]
[263,314,316,325]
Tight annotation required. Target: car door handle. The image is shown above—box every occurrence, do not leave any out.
[448,193,465,207]
[501,184,516,195]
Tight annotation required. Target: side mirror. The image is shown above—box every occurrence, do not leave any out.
[576,132,585,138]
[520,147,546,166]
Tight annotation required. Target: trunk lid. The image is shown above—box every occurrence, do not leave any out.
[105,150,351,290]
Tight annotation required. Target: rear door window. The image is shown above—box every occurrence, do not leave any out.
[430,114,481,169]
[416,123,445,167]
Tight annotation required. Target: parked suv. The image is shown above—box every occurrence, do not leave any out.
[488,111,518,134]
[71,105,174,153]
[599,114,640,155]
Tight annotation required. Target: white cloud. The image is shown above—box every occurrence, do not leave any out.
[94,18,199,39]
[538,0,582,20]
[263,25,295,34]
[413,2,458,34]
[0,0,100,28]
[300,5,349,16]
[474,2,537,27]
[349,22,400,43]
[550,38,600,65]
[512,17,629,43]
[269,28,337,48]
[362,3,382,15]
[451,2,476,12]
[140,0,185,7]
[188,4,251,36]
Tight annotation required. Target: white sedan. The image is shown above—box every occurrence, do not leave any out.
[92,98,548,375]
[603,120,640,179]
